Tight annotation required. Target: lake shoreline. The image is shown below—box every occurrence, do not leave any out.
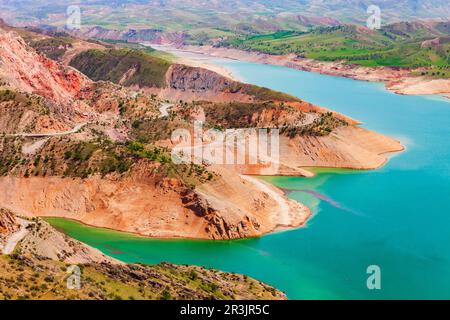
[43,172,312,242]
[165,44,450,99]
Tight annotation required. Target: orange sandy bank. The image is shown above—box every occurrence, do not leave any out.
[0,166,310,241]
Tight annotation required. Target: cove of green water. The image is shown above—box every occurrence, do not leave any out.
[47,58,450,299]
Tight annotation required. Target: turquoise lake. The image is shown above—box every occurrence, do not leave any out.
[48,58,450,299]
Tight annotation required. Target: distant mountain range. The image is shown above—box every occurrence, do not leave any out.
[1,0,449,33]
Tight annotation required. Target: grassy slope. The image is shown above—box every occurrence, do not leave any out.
[0,254,283,300]
[69,48,172,88]
[102,40,177,62]
[29,37,74,61]
[219,23,450,75]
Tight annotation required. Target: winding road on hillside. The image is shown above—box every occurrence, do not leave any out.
[6,123,87,138]
[2,219,30,255]
[159,103,174,118]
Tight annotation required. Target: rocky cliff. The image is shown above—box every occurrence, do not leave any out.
[0,208,19,248]
[0,28,90,108]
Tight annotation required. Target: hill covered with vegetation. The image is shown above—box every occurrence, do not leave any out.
[69,48,172,88]
[218,22,450,75]
[0,253,284,300]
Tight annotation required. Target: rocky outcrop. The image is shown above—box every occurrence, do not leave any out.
[0,90,71,134]
[181,189,262,240]
[0,28,90,108]
[0,208,19,244]
[160,63,298,103]
[18,218,120,265]
[167,64,235,93]
[159,64,253,103]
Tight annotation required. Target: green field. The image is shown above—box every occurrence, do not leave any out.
[218,23,450,71]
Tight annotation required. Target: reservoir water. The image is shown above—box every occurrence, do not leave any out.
[48,57,450,299]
